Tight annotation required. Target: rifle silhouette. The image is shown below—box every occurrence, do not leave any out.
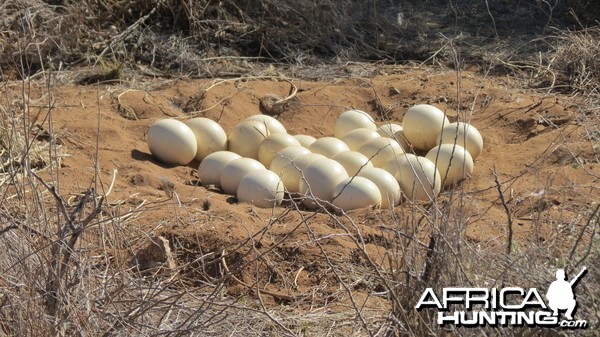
[569,267,587,287]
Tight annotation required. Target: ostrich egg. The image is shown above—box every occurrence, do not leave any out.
[334,109,377,138]
[269,146,311,176]
[340,128,381,151]
[237,170,285,208]
[258,133,300,167]
[198,151,241,187]
[332,177,382,212]
[299,158,349,209]
[382,153,417,177]
[377,123,410,151]
[147,119,197,165]
[293,134,317,148]
[309,137,350,157]
[357,167,401,208]
[332,151,373,176]
[220,157,266,195]
[395,155,441,202]
[279,153,324,193]
[185,117,228,161]
[245,114,287,134]
[437,122,483,159]
[402,104,449,151]
[358,137,404,167]
[426,144,474,187]
[228,120,270,159]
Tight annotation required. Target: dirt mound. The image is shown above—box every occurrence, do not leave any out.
[9,65,590,305]
[2,64,597,337]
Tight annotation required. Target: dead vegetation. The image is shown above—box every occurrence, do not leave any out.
[1,0,597,78]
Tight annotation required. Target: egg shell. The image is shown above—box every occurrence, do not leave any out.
[220,157,266,195]
[198,151,241,187]
[382,153,417,177]
[426,144,474,187]
[332,177,382,212]
[293,134,317,148]
[341,128,381,151]
[269,146,311,176]
[299,158,349,209]
[332,151,373,176]
[237,170,285,208]
[395,155,441,202]
[437,122,483,159]
[309,137,350,157]
[245,115,287,134]
[377,123,410,151]
[258,133,301,167]
[184,117,228,161]
[377,123,403,138]
[357,167,401,208]
[228,120,270,159]
[334,110,377,138]
[402,104,450,151]
[147,119,197,165]
[279,153,325,193]
[358,137,404,167]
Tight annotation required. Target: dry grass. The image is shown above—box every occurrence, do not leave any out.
[1,0,592,78]
[538,27,600,96]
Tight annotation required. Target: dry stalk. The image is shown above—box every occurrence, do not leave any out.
[259,79,298,116]
[116,89,139,120]
[569,203,599,267]
[493,164,514,256]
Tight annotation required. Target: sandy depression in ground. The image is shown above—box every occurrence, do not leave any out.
[13,65,599,309]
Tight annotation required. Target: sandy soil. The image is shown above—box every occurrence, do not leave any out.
[9,65,599,308]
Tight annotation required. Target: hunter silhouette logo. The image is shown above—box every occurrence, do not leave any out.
[415,267,588,329]
[546,267,587,321]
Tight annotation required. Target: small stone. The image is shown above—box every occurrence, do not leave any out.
[134,236,176,275]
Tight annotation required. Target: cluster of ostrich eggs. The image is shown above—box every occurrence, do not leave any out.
[146,105,483,211]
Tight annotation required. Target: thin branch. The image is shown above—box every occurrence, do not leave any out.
[493,164,513,256]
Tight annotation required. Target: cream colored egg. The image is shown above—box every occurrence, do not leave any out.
[220,157,266,195]
[340,128,381,151]
[237,170,285,208]
[185,117,228,161]
[258,133,301,167]
[334,109,377,138]
[228,120,270,159]
[332,177,381,212]
[395,155,441,202]
[293,134,317,148]
[358,137,404,167]
[425,144,474,187]
[280,153,324,193]
[402,104,450,151]
[309,137,350,157]
[245,115,287,134]
[357,167,401,208]
[269,146,311,176]
[437,122,483,160]
[377,123,410,151]
[332,151,373,176]
[382,153,417,177]
[299,158,349,209]
[147,119,197,165]
[198,151,241,187]
[377,123,402,137]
